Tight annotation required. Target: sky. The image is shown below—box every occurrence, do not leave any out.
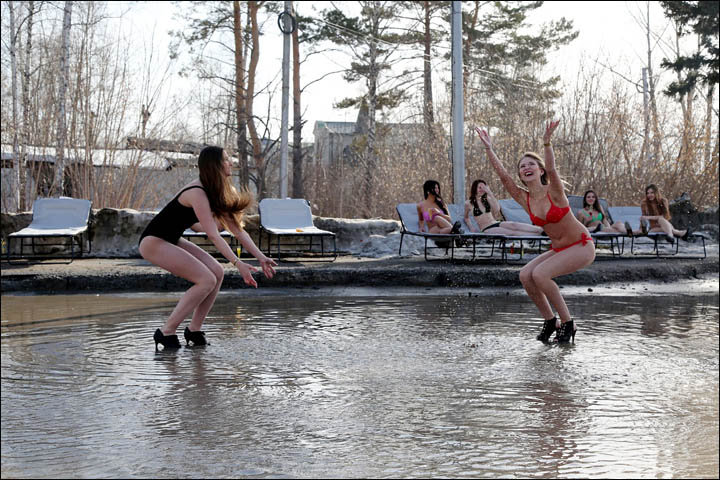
[120,1,685,143]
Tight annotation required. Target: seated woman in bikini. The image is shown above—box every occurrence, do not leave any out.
[417,180,462,234]
[464,179,544,236]
[576,189,633,235]
[476,121,595,344]
[640,184,690,244]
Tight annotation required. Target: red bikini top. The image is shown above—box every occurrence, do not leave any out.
[527,192,570,227]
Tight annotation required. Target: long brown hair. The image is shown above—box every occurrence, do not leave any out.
[641,184,670,219]
[198,146,253,230]
[470,179,491,213]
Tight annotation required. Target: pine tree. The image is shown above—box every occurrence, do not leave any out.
[660,1,719,97]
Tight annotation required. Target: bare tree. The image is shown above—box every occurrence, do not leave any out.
[50,0,72,196]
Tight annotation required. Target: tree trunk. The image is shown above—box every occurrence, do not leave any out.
[645,2,662,162]
[422,0,434,131]
[233,0,250,189]
[52,1,73,197]
[9,1,20,212]
[20,0,35,210]
[703,84,714,168]
[246,1,266,199]
[291,1,303,199]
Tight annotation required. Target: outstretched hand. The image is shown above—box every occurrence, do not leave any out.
[544,120,560,144]
[474,127,492,149]
[236,261,259,288]
[259,256,277,279]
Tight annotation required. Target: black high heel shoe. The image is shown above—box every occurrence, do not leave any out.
[681,227,693,242]
[154,328,181,351]
[184,327,208,346]
[554,320,577,344]
[536,317,557,342]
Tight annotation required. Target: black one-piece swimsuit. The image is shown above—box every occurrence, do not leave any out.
[139,185,206,245]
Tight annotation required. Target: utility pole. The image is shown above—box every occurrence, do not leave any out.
[451,1,465,206]
[279,1,293,198]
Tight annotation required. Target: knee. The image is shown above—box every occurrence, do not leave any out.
[531,268,550,288]
[196,271,219,295]
[519,268,534,287]
[212,264,225,285]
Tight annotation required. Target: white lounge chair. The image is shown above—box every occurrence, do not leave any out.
[258,198,336,262]
[182,227,238,256]
[7,197,92,264]
[396,202,462,260]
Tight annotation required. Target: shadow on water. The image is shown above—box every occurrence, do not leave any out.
[1,290,718,478]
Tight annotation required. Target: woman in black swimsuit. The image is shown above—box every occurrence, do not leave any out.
[139,146,276,350]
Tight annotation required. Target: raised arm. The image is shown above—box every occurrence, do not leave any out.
[485,187,502,220]
[542,120,565,200]
[474,127,524,204]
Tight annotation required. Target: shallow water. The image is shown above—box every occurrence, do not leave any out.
[2,288,718,478]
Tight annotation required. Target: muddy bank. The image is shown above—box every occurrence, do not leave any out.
[1,255,717,293]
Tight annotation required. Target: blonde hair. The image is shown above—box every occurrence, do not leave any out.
[517,152,547,186]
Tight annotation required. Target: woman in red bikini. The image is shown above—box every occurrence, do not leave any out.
[475,121,595,343]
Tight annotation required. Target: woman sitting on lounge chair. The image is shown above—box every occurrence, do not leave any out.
[464,179,545,236]
[576,189,633,235]
[417,180,462,235]
[640,184,691,244]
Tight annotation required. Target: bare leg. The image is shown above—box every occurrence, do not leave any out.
[485,222,543,236]
[428,216,455,234]
[519,249,558,320]
[656,217,686,237]
[530,242,596,323]
[177,238,224,331]
[500,221,544,235]
[139,236,218,334]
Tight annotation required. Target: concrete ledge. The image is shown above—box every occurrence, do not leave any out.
[1,255,717,293]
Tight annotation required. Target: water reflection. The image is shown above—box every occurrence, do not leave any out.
[1,290,718,478]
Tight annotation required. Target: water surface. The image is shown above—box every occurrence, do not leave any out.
[2,288,718,478]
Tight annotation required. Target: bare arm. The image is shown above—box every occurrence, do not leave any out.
[185,189,241,266]
[542,120,566,202]
[474,127,525,205]
[222,214,276,279]
[417,203,426,232]
[464,201,478,233]
[486,192,502,220]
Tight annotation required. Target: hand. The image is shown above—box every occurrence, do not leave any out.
[235,261,258,288]
[258,256,277,279]
[474,127,492,149]
[544,120,560,144]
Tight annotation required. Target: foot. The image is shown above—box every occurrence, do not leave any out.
[553,320,576,344]
[536,317,557,342]
[681,228,692,242]
[665,234,675,245]
[184,327,209,346]
[624,221,633,236]
[154,328,181,350]
[450,221,462,234]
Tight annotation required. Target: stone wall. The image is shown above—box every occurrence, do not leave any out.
[1,208,401,258]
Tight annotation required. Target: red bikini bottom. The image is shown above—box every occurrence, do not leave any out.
[551,233,593,252]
